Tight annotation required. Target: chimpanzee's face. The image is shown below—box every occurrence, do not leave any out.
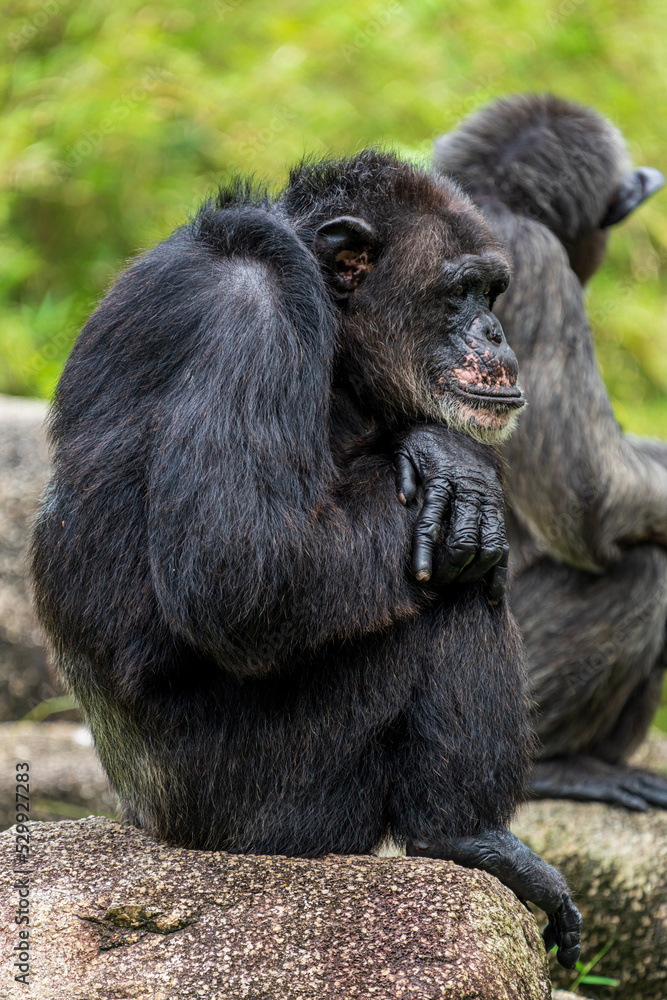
[311,187,525,443]
[418,248,525,443]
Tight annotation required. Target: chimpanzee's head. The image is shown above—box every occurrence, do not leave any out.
[434,93,665,286]
[284,151,525,443]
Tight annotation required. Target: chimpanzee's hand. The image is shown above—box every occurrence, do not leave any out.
[408,829,582,970]
[394,425,508,603]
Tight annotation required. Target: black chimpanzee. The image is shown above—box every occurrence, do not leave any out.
[32,150,580,967]
[435,94,667,811]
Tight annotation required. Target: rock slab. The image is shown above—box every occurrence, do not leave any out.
[0,394,64,720]
[513,796,667,1000]
[3,724,667,995]
[0,817,551,1000]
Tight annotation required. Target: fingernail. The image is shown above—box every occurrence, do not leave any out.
[416,570,430,582]
[398,492,407,505]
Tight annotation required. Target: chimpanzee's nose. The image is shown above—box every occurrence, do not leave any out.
[466,313,519,384]
[468,312,503,346]
[467,313,507,349]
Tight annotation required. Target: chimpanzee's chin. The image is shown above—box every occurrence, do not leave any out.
[436,394,523,444]
[466,409,520,443]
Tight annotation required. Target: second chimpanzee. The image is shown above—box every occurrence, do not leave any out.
[435,94,667,811]
[32,151,580,965]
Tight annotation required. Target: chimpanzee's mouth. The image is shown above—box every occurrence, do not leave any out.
[452,385,526,411]
[434,382,525,441]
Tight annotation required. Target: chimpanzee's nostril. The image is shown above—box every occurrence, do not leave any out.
[466,314,507,351]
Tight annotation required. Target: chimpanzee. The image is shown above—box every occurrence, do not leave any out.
[435,93,667,810]
[32,150,580,966]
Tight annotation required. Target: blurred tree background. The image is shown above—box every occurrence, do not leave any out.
[2,0,667,423]
[3,0,667,724]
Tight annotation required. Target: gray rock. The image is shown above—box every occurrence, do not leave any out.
[630,727,667,774]
[513,791,667,999]
[0,721,116,829]
[0,395,69,720]
[0,816,551,1000]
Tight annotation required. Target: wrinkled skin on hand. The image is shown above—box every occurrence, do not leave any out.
[394,426,508,602]
[408,828,582,970]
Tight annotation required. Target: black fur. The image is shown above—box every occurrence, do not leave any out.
[32,150,535,853]
[32,150,583,964]
[435,93,629,246]
[435,94,667,810]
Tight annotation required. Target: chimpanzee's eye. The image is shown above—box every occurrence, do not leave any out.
[453,285,465,297]
[484,285,491,297]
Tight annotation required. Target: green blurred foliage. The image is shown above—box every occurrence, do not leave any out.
[3,2,667,727]
[1,0,666,422]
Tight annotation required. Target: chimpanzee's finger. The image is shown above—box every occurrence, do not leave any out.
[412,481,451,582]
[458,509,504,584]
[542,919,557,953]
[554,898,582,970]
[432,494,481,584]
[484,541,509,604]
[395,452,419,506]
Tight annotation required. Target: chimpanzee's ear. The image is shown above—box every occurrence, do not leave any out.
[313,216,377,299]
[600,167,665,228]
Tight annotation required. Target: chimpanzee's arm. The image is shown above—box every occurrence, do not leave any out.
[151,248,512,661]
[627,435,667,472]
[495,213,667,573]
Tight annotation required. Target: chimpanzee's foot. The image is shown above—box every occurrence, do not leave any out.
[407,828,581,969]
[531,755,667,811]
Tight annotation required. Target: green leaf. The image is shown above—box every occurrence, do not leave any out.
[22,695,79,721]
[570,938,617,990]
[580,974,620,986]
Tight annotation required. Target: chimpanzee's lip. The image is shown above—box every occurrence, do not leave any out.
[452,385,525,409]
